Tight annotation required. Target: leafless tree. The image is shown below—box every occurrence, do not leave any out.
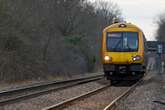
[0,0,122,82]
[156,13,165,41]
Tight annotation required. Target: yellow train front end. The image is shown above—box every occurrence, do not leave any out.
[102,23,147,81]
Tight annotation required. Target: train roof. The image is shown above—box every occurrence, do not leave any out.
[103,22,143,32]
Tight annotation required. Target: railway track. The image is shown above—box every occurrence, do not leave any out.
[103,78,143,110]
[0,74,104,106]
[42,85,110,110]
[42,77,144,110]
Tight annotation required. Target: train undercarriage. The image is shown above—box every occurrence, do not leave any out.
[103,64,145,81]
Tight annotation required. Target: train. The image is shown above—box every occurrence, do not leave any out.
[101,21,148,82]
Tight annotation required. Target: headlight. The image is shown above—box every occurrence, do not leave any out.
[104,56,111,61]
[132,55,141,61]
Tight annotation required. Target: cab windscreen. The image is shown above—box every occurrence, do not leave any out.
[106,32,138,52]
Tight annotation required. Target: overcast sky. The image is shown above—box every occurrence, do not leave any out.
[90,0,165,41]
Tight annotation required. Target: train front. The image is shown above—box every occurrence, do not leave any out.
[102,22,146,81]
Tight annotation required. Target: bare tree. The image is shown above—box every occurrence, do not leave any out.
[95,0,122,26]
[0,0,122,82]
[156,13,165,41]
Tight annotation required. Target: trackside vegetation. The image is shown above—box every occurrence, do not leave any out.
[0,0,122,82]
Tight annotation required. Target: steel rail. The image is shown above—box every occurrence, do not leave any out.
[42,85,110,110]
[0,74,104,105]
[0,74,103,96]
[103,78,144,110]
